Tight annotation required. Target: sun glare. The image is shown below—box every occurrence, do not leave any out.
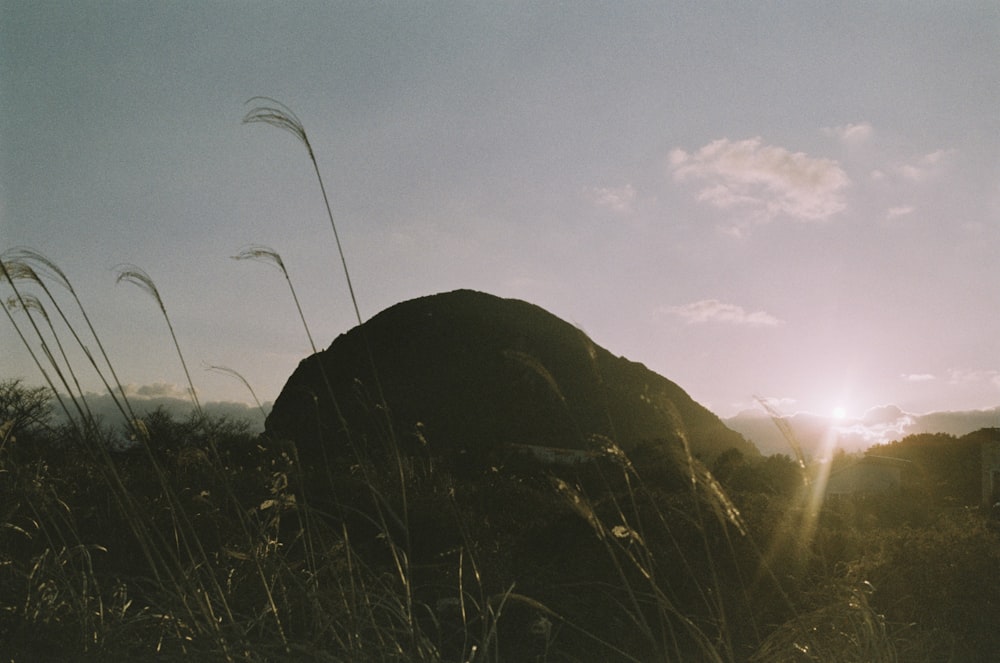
[831,406,847,420]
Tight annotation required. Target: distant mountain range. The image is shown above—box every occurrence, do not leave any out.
[69,391,997,464]
[725,404,1000,458]
[48,390,270,433]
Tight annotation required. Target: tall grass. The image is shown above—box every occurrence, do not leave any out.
[231,245,317,354]
[5,247,135,425]
[115,264,202,416]
[242,98,363,330]
[242,98,423,645]
[2,99,969,661]
[0,258,939,661]
[3,258,215,653]
[2,254,299,659]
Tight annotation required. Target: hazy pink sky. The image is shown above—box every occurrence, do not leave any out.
[3,2,999,422]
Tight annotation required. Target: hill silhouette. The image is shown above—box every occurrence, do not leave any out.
[265,289,755,468]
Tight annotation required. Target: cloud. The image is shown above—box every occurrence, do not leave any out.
[902,373,935,382]
[669,137,849,223]
[833,416,916,448]
[666,299,783,327]
[726,404,1000,457]
[823,122,874,145]
[754,396,797,409]
[947,368,1000,387]
[886,205,915,220]
[588,184,637,213]
[55,386,270,433]
[123,382,192,400]
[859,404,910,426]
[899,149,955,181]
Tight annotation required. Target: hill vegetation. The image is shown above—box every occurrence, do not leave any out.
[3,374,1000,661]
[867,429,995,507]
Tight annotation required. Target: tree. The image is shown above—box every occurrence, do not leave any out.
[0,378,52,444]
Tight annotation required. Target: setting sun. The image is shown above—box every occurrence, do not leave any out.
[832,406,847,420]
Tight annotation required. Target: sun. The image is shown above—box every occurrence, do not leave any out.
[831,406,847,420]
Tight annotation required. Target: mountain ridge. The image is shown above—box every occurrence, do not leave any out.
[265,289,756,466]
[726,405,1000,457]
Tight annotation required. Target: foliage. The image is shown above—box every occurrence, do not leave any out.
[1,377,53,446]
[869,431,989,507]
[2,375,998,661]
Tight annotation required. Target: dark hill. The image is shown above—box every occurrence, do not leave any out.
[868,428,1000,507]
[265,289,756,468]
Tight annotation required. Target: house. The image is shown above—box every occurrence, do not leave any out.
[825,455,912,499]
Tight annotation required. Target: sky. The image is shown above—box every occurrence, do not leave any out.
[3,2,999,437]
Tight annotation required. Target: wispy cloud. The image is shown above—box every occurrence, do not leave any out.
[886,205,916,220]
[56,386,269,432]
[754,395,797,408]
[902,373,936,382]
[823,122,874,145]
[588,184,637,214]
[666,299,783,327]
[947,368,1000,387]
[899,149,955,181]
[834,413,917,448]
[123,382,192,400]
[669,137,849,223]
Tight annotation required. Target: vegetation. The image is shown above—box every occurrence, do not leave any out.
[2,379,998,661]
[3,100,999,661]
[868,431,988,507]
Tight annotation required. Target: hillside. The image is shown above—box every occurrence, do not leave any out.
[265,289,755,468]
[867,427,1000,507]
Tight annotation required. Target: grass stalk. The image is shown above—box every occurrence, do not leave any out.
[206,364,267,417]
[243,99,415,632]
[242,99,363,330]
[232,245,317,354]
[4,248,139,427]
[114,264,202,417]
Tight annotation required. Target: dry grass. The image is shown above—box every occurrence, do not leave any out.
[3,99,988,662]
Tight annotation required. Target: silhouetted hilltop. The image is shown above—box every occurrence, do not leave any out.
[266,289,755,468]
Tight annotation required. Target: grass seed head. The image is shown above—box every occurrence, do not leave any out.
[3,248,74,292]
[114,264,166,312]
[0,259,42,286]
[243,97,310,153]
[232,244,287,273]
